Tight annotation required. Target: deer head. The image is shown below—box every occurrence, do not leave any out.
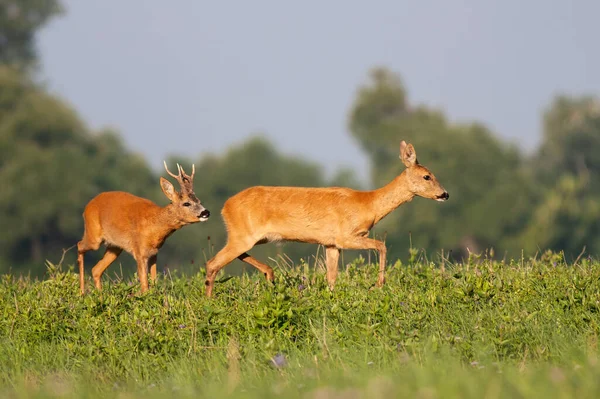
[161,161,210,223]
[400,141,449,202]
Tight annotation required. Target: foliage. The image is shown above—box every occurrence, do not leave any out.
[0,0,63,70]
[518,174,600,257]
[525,95,600,257]
[0,254,599,397]
[0,67,156,273]
[536,95,600,183]
[348,68,539,260]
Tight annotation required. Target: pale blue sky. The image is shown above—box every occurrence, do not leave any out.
[38,0,600,180]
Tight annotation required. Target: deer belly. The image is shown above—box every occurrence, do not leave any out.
[262,233,284,243]
[102,230,135,253]
[276,226,336,246]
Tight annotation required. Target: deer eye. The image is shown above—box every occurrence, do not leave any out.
[423,175,431,181]
[183,202,191,207]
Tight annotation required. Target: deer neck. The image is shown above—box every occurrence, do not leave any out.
[370,171,415,224]
[154,204,187,238]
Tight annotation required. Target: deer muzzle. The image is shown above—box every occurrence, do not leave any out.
[199,209,211,221]
[436,192,449,202]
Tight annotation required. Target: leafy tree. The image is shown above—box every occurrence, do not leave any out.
[519,174,600,258]
[348,67,536,260]
[0,67,92,267]
[522,95,600,257]
[0,67,155,274]
[536,95,600,188]
[0,0,63,69]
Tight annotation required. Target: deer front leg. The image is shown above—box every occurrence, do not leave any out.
[149,254,157,285]
[325,247,340,290]
[136,256,150,293]
[336,236,387,287]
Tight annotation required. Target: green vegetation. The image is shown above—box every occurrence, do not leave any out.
[0,0,62,69]
[1,253,599,398]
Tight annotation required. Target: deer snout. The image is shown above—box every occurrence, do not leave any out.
[436,191,449,202]
[199,209,210,221]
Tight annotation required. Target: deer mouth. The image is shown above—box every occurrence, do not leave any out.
[435,192,449,202]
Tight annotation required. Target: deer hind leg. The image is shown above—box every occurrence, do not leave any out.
[205,239,254,297]
[77,230,103,295]
[336,236,387,287]
[91,246,123,291]
[325,247,340,290]
[238,253,275,282]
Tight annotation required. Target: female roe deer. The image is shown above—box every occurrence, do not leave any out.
[204,140,448,297]
[77,162,210,294]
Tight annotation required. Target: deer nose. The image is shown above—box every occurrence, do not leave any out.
[436,191,449,201]
[199,209,210,219]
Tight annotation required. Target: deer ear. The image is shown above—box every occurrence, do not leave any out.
[400,141,417,168]
[400,140,407,153]
[160,177,177,202]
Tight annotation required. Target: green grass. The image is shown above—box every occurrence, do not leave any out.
[1,251,599,398]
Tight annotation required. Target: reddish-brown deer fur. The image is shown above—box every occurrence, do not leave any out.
[205,140,449,297]
[77,162,210,294]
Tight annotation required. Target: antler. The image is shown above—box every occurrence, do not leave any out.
[164,161,195,192]
[177,163,195,183]
[163,160,184,184]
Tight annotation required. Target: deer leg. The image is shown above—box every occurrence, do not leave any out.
[77,240,93,295]
[205,240,252,297]
[325,247,340,290]
[136,256,150,293]
[78,221,103,295]
[149,254,157,285]
[91,246,123,291]
[77,251,85,295]
[238,253,275,282]
[336,237,387,287]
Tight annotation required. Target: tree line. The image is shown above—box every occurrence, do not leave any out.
[1,1,599,276]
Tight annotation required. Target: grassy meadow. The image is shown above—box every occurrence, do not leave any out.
[1,250,599,398]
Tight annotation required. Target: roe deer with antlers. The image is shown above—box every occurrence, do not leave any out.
[77,162,210,294]
[204,140,448,297]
